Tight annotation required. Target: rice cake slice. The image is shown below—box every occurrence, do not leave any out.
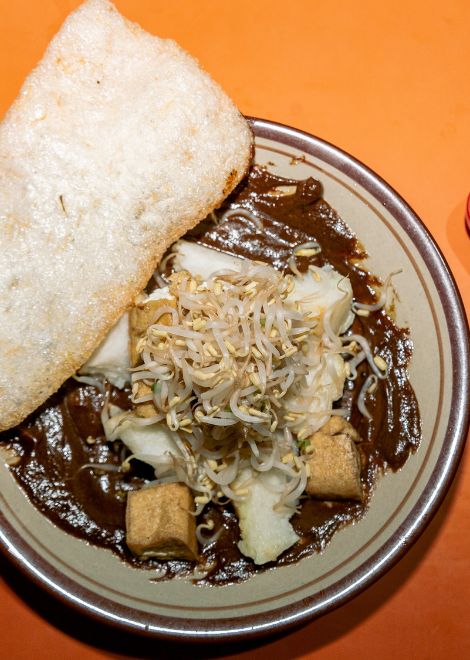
[0,0,252,431]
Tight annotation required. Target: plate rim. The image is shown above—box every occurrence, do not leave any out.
[0,116,468,642]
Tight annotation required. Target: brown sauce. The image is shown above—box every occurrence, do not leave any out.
[0,166,421,584]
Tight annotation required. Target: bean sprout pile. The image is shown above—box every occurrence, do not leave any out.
[104,255,363,515]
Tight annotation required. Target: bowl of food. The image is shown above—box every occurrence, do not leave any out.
[0,0,468,644]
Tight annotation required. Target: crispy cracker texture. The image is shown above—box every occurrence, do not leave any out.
[0,0,252,431]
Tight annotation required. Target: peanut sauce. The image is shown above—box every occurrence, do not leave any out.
[0,166,421,584]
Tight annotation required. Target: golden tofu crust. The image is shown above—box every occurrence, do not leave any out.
[125,482,198,560]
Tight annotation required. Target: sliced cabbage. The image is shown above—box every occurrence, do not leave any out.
[80,312,130,388]
[119,422,181,478]
[287,265,354,335]
[173,240,245,277]
[80,287,173,388]
[175,239,353,334]
[104,406,181,479]
[284,352,347,436]
[234,468,300,565]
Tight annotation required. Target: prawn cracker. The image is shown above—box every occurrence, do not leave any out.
[0,0,252,431]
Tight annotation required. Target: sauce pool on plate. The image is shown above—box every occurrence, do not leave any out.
[0,166,421,585]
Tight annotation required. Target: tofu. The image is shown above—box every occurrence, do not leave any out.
[133,381,157,419]
[126,482,198,560]
[304,430,363,501]
[319,416,361,443]
[129,293,176,367]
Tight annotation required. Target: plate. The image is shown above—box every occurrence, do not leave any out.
[0,117,468,642]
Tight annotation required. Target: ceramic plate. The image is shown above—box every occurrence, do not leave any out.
[0,117,468,642]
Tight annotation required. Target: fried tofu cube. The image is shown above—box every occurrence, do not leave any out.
[126,482,198,560]
[319,416,361,443]
[129,296,176,367]
[133,381,157,418]
[305,431,363,501]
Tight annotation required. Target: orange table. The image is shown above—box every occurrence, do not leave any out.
[0,1,469,658]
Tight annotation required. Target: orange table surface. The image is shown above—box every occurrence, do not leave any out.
[0,1,469,658]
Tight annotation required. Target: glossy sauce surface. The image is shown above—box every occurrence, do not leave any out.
[0,167,421,584]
